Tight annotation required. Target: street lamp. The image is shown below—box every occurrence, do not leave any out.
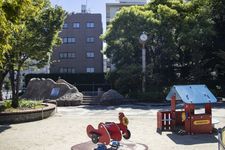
[139,32,148,93]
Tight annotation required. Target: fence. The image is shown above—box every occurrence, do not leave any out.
[157,111,172,132]
[218,127,225,150]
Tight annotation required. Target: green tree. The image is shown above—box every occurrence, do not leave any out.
[207,0,225,95]
[0,0,44,100]
[0,0,44,64]
[102,5,160,94]
[0,1,66,107]
[102,0,214,98]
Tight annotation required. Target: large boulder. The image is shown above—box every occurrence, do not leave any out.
[22,78,83,105]
[22,78,55,100]
[100,89,124,105]
[56,79,78,91]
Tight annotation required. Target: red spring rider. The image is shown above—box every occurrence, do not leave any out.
[86,112,131,145]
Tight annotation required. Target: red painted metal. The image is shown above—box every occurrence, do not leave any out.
[171,95,176,112]
[86,112,131,145]
[157,111,172,132]
[190,114,212,134]
[157,95,213,134]
[175,111,185,126]
[87,123,111,145]
[105,122,122,141]
[205,103,211,114]
[157,111,162,131]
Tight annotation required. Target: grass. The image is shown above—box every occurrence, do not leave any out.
[1,99,45,112]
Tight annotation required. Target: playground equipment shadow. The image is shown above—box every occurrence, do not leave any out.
[78,103,169,111]
[167,133,218,145]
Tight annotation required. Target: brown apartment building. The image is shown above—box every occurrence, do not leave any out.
[50,12,103,73]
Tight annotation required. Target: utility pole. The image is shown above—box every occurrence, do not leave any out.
[139,32,148,93]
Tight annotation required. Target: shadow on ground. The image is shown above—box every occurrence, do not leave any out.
[0,124,11,133]
[78,103,169,111]
[71,141,148,150]
[78,101,225,111]
[167,133,218,145]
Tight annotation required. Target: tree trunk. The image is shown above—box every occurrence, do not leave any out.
[9,69,18,108]
[15,67,21,101]
[0,71,8,101]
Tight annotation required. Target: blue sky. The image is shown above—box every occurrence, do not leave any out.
[50,0,115,31]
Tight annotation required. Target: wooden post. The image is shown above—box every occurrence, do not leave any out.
[171,95,176,129]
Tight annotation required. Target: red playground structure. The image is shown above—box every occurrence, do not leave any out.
[86,112,131,145]
[157,85,217,134]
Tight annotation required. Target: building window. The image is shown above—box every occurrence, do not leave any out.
[86,67,95,73]
[59,52,66,59]
[63,23,68,29]
[86,22,95,28]
[106,12,110,18]
[59,67,76,73]
[68,38,72,43]
[59,52,75,59]
[60,68,63,73]
[73,22,80,28]
[63,37,68,43]
[86,37,95,43]
[63,37,76,44]
[68,52,75,58]
[86,52,95,58]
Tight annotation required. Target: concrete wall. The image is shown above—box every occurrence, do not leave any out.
[0,103,56,124]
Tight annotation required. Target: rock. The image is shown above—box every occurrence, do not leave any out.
[22,78,83,106]
[57,92,83,101]
[100,89,124,105]
[56,100,65,106]
[56,79,79,92]
[22,78,56,100]
[43,99,57,105]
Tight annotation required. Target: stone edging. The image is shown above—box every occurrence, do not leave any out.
[0,103,56,124]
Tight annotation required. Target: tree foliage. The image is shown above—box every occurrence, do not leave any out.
[0,0,44,64]
[0,0,66,107]
[209,0,225,94]
[102,0,224,99]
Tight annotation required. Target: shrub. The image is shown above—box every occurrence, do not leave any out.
[3,99,43,109]
[3,100,12,109]
[19,100,42,108]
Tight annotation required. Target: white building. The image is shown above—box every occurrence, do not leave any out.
[106,0,147,26]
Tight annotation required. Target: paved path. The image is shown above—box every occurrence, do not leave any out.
[0,104,224,150]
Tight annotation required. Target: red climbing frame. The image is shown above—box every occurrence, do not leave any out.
[157,95,213,134]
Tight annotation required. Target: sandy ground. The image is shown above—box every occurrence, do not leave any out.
[0,104,224,150]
